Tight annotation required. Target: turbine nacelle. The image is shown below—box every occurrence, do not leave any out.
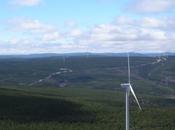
[121,83,130,89]
[121,83,142,111]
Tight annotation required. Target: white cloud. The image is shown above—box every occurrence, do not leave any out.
[140,17,164,28]
[12,0,41,6]
[5,18,64,45]
[81,19,166,42]
[74,16,175,52]
[69,29,82,37]
[7,18,56,33]
[42,32,62,42]
[64,20,78,28]
[2,16,175,54]
[132,0,175,13]
[139,17,175,31]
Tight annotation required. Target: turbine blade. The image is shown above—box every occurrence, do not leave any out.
[127,53,131,83]
[129,85,142,110]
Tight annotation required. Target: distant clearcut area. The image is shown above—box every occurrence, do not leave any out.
[0,54,174,130]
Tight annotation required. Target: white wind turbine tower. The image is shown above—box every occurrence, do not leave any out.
[121,54,142,130]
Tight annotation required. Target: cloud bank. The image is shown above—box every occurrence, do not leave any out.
[1,0,175,54]
[132,0,175,13]
[11,0,41,6]
[1,16,175,54]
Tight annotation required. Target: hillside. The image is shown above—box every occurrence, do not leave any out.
[0,87,174,130]
[0,56,174,97]
[0,55,174,129]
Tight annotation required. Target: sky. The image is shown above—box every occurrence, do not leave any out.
[0,0,175,54]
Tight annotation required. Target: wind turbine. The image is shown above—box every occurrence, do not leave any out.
[121,54,142,130]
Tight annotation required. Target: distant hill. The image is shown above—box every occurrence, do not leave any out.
[0,52,175,59]
[0,55,174,97]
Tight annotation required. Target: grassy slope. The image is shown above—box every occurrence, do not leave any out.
[0,87,174,130]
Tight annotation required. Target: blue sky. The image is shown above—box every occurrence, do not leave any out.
[1,0,128,27]
[0,0,175,54]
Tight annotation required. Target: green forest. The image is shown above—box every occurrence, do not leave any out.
[0,56,174,130]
